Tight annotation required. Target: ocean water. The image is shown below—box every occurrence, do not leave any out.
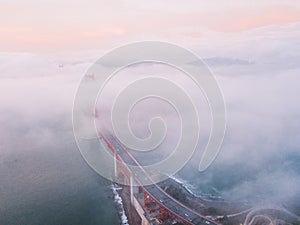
[176,154,300,207]
[0,140,120,225]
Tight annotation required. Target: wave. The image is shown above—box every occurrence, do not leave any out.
[111,184,130,225]
[170,175,199,197]
[170,175,223,202]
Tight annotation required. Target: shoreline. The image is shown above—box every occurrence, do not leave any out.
[112,183,142,225]
[169,176,224,202]
[111,184,130,225]
[160,177,252,224]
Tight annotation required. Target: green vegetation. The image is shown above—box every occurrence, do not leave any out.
[164,185,192,207]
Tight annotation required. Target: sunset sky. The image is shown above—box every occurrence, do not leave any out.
[1,0,300,51]
[1,2,300,224]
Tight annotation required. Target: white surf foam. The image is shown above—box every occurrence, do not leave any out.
[111,184,130,225]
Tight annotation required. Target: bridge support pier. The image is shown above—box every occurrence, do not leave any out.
[130,174,134,205]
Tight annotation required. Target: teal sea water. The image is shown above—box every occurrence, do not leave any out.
[177,153,300,209]
[1,130,299,224]
[0,140,120,225]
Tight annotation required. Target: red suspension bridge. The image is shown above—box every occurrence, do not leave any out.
[100,133,220,225]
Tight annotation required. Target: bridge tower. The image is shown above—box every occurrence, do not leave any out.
[114,153,134,204]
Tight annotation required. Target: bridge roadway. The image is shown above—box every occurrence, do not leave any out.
[104,134,219,225]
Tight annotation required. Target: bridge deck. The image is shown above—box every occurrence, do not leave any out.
[104,134,219,225]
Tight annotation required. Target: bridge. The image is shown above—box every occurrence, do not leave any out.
[99,132,220,225]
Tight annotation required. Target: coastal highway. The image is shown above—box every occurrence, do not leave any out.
[103,134,219,225]
[143,184,216,225]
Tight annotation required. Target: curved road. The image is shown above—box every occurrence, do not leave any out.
[104,134,219,225]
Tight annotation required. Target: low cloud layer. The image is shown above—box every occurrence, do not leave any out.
[0,22,299,218]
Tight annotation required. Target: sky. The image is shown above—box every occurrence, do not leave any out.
[0,1,300,221]
[0,0,300,51]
